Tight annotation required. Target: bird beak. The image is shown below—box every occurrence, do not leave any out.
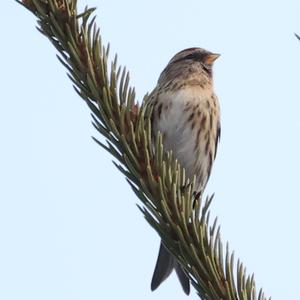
[204,53,220,65]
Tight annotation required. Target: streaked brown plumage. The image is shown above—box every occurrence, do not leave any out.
[148,47,221,295]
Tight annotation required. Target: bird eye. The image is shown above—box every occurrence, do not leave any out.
[184,53,201,61]
[172,53,201,64]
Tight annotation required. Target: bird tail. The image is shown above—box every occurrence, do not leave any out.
[151,242,190,295]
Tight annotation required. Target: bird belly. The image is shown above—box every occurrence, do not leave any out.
[153,89,215,191]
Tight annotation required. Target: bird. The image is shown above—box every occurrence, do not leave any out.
[147,47,221,295]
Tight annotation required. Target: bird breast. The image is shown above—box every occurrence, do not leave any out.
[152,87,219,191]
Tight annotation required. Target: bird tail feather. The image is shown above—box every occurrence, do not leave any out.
[151,242,190,295]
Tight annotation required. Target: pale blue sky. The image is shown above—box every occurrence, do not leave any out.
[2,1,300,299]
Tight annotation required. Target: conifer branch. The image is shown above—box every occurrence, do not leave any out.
[17,1,270,299]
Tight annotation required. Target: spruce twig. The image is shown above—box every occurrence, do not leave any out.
[17,1,270,299]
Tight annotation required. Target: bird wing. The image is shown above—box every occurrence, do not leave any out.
[214,122,221,159]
